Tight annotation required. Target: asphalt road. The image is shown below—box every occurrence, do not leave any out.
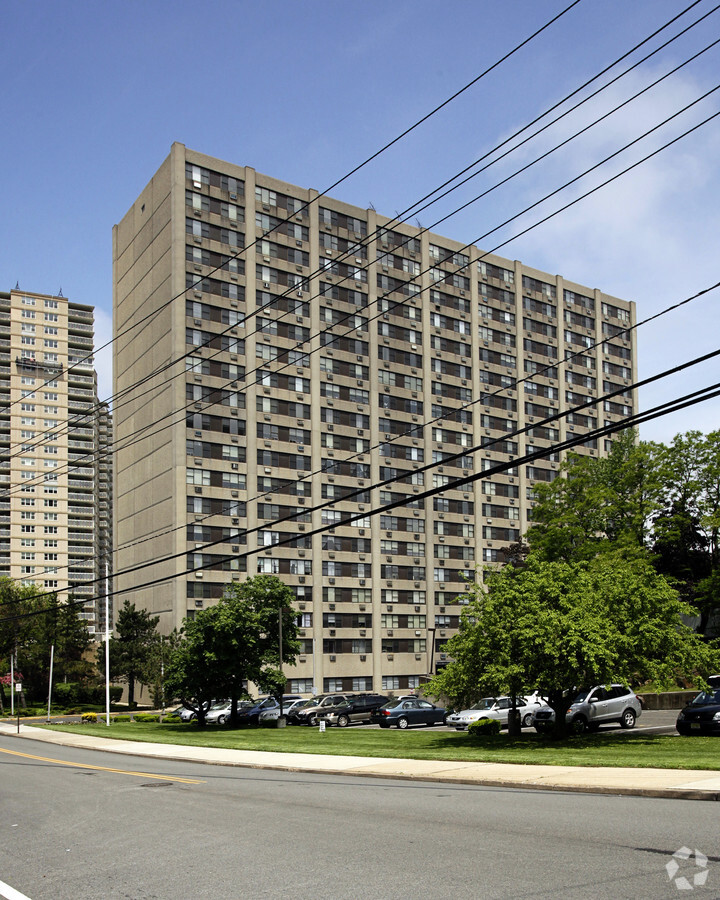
[0,732,717,899]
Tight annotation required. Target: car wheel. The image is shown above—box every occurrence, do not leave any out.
[397,716,409,729]
[522,713,533,728]
[570,715,588,735]
[218,715,227,725]
[309,716,318,726]
[337,714,349,728]
[620,709,636,729]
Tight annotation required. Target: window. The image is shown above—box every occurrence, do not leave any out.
[382,676,400,690]
[186,468,210,486]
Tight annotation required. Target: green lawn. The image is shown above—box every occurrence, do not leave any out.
[38,721,720,770]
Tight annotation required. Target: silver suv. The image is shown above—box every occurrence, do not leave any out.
[533,684,642,734]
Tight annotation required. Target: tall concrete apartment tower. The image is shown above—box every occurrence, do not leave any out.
[0,288,113,633]
[113,143,636,694]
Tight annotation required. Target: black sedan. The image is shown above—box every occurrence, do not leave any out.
[372,697,446,729]
[676,688,720,735]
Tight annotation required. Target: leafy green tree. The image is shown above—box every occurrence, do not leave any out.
[99,600,159,708]
[651,431,720,633]
[164,575,300,727]
[0,581,92,704]
[527,430,663,562]
[427,553,719,738]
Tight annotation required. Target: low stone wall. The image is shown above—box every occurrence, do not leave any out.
[637,690,697,710]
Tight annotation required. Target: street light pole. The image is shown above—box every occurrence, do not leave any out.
[104,563,110,726]
[278,607,283,720]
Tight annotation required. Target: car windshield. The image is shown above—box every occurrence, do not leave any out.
[470,698,496,711]
[690,689,720,706]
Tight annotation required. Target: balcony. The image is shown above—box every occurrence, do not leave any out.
[15,356,64,374]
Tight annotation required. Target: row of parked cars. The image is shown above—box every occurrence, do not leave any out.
[446,686,643,733]
[170,680,720,735]
[171,692,448,729]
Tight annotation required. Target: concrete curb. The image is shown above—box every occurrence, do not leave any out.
[3,723,720,801]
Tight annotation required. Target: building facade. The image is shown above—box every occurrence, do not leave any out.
[0,288,113,633]
[113,143,636,694]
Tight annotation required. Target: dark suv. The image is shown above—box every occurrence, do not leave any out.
[321,694,390,727]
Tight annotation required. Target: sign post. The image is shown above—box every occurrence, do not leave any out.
[15,682,22,733]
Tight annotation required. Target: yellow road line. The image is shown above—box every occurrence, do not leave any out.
[0,746,205,784]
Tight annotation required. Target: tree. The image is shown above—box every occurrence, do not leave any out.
[164,575,300,727]
[527,430,663,563]
[652,431,720,633]
[0,580,92,704]
[99,601,159,708]
[427,553,719,738]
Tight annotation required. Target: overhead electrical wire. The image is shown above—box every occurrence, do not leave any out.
[4,96,720,599]
[2,5,711,602]
[5,76,719,514]
[4,269,719,608]
[4,366,720,623]
[6,0,584,418]
[8,0,711,461]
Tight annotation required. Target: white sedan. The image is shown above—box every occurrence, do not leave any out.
[447,696,547,730]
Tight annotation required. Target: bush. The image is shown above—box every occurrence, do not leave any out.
[134,713,160,722]
[54,682,80,707]
[468,717,502,737]
[82,712,97,723]
[113,714,132,723]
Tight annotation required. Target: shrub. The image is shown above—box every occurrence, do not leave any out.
[468,717,502,737]
[55,682,80,707]
[82,712,98,723]
[113,714,131,723]
[134,713,160,722]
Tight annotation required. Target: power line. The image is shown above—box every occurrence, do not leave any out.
[4,368,719,624]
[4,302,718,611]
[5,102,720,597]
[7,77,718,509]
[7,0,707,460]
[6,0,583,420]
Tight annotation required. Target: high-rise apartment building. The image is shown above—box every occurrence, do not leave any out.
[0,288,113,633]
[113,143,636,694]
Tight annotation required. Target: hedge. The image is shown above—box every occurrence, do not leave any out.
[467,717,502,736]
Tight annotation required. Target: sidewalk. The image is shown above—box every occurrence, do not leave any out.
[2,721,719,801]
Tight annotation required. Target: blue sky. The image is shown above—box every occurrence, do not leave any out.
[2,0,719,443]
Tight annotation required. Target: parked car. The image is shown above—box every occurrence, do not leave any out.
[178,700,218,722]
[285,698,318,725]
[533,685,642,734]
[258,698,307,724]
[205,700,254,725]
[372,697,446,729]
[447,696,545,731]
[294,694,356,725]
[676,687,720,735]
[321,694,390,727]
[236,695,304,726]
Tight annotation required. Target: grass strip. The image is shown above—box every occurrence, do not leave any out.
[37,721,720,770]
